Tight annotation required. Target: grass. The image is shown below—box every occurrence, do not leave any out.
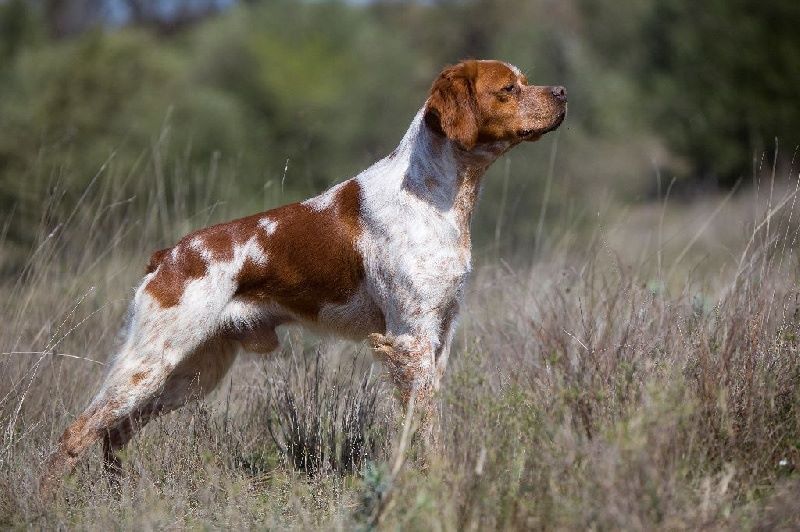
[1,150,800,529]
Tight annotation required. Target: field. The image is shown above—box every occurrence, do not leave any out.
[1,157,800,530]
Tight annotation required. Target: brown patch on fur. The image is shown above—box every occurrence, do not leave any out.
[131,370,149,385]
[144,244,208,307]
[143,179,367,314]
[146,222,238,276]
[58,413,90,455]
[202,230,235,261]
[453,168,483,255]
[425,61,480,150]
[146,248,171,274]
[41,399,127,495]
[235,180,365,319]
[56,398,123,454]
[144,218,247,308]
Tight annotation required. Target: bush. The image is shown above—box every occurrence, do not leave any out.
[263,346,391,476]
[642,0,800,185]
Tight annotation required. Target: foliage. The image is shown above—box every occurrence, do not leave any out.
[1,1,798,250]
[0,0,671,255]
[262,346,390,476]
[642,0,800,185]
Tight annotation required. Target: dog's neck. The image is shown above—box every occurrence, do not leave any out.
[400,106,511,234]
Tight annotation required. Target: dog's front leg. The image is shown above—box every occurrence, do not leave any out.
[369,332,438,450]
[434,299,460,391]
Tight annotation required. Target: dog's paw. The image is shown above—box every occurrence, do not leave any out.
[368,332,393,352]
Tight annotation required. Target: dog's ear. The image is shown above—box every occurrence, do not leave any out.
[425,61,479,150]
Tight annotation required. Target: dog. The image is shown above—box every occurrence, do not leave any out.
[40,59,566,493]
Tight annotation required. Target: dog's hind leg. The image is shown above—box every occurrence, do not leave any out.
[102,418,132,482]
[40,334,238,496]
[39,225,277,496]
[101,335,239,481]
[40,269,242,496]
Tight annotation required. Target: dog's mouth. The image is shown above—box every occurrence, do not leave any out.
[517,110,566,140]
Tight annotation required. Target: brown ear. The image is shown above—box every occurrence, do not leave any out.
[425,61,479,150]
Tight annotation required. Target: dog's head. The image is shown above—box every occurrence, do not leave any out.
[424,59,566,151]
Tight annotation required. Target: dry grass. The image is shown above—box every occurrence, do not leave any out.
[262,345,391,477]
[2,156,800,529]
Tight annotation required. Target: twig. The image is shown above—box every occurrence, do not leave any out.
[1,351,106,366]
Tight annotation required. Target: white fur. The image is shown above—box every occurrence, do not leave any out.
[302,180,349,211]
[357,108,470,342]
[258,217,278,234]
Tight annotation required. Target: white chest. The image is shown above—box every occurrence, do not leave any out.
[358,191,471,331]
[350,106,490,336]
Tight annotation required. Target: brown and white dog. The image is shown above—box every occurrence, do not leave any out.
[40,59,566,492]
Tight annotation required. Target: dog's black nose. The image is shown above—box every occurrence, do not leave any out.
[550,86,567,102]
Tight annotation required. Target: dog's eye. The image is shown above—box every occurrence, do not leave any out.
[501,84,516,93]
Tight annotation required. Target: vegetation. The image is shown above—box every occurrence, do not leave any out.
[642,0,800,185]
[2,0,797,254]
[1,0,799,529]
[1,151,799,528]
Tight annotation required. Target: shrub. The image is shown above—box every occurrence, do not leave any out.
[262,346,391,476]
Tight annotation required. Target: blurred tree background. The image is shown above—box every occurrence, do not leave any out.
[0,0,798,266]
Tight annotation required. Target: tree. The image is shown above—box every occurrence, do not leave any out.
[643,0,800,185]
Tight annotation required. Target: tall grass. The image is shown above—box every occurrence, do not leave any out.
[1,146,800,529]
[262,345,390,476]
